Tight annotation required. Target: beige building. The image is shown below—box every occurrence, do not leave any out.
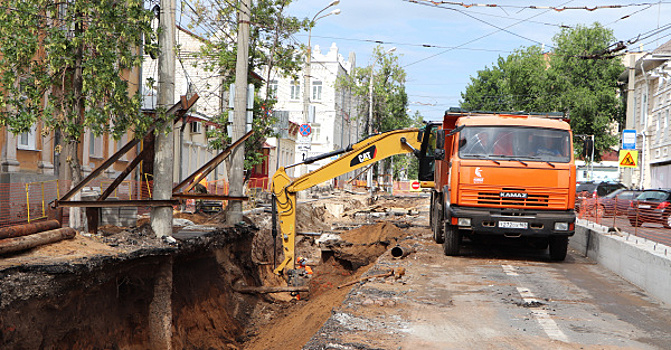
[619,40,671,189]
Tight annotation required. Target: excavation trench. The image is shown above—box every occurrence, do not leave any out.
[0,195,425,349]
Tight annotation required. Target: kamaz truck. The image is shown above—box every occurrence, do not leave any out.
[420,108,577,261]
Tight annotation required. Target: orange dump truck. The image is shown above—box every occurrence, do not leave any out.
[420,109,576,261]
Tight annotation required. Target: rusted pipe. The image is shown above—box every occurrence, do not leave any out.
[0,220,61,239]
[391,245,415,258]
[0,227,76,255]
[233,285,310,294]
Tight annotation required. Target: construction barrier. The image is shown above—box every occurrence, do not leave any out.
[576,196,671,247]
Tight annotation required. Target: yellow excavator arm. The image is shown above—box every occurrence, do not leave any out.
[271,128,424,275]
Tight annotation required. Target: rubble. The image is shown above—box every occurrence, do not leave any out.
[0,191,430,349]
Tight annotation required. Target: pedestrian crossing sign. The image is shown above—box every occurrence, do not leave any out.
[618,150,638,168]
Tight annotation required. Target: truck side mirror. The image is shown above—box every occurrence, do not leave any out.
[434,130,445,160]
[583,137,593,158]
[436,130,445,149]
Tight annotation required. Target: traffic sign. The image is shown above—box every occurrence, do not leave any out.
[411,181,421,190]
[618,150,638,168]
[622,129,636,150]
[299,123,312,137]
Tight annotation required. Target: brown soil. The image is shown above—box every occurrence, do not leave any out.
[0,191,428,350]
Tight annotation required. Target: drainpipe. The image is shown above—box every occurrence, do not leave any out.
[639,58,650,190]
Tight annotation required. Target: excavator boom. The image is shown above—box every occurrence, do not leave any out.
[271,128,424,275]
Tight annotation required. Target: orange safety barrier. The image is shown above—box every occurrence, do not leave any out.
[0,180,69,228]
[576,196,671,248]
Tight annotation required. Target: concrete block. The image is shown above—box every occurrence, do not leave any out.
[572,222,671,306]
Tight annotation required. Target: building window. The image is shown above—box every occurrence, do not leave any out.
[190,121,202,134]
[632,96,637,125]
[90,133,103,158]
[290,81,301,100]
[312,81,322,101]
[641,93,647,126]
[313,124,321,142]
[17,124,37,150]
[269,80,278,99]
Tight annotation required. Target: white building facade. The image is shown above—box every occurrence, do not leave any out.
[620,40,671,189]
[263,43,363,178]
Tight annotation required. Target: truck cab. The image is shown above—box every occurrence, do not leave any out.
[419,109,577,261]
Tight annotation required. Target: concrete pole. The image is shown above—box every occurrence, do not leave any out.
[151,0,175,239]
[623,54,636,187]
[226,0,251,225]
[367,68,374,199]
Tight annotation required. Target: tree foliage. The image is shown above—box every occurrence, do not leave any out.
[0,1,154,163]
[337,46,412,135]
[185,0,309,176]
[336,45,417,180]
[460,23,624,160]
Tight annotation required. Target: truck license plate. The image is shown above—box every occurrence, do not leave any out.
[639,204,651,209]
[499,221,528,229]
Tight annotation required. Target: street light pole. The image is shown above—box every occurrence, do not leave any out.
[301,1,340,175]
[366,47,396,202]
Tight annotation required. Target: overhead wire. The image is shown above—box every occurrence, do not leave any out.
[401,0,577,68]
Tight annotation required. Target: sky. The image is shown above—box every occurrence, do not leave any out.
[284,0,671,121]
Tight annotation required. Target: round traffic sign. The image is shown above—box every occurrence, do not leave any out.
[299,123,312,137]
[411,181,420,190]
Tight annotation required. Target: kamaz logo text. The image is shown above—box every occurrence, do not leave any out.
[500,192,528,199]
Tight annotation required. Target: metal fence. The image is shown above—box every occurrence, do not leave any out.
[576,197,671,247]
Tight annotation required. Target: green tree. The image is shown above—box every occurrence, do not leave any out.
[461,46,549,112]
[0,1,154,181]
[186,0,308,179]
[546,24,624,159]
[460,23,624,160]
[337,45,414,181]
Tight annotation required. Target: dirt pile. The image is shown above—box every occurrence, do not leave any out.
[322,222,411,269]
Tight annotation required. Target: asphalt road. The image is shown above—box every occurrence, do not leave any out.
[305,225,671,350]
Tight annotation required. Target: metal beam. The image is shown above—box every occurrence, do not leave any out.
[56,200,179,208]
[172,129,254,194]
[56,94,199,204]
[172,193,248,201]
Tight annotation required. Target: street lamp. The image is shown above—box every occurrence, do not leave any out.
[367,47,396,201]
[303,1,341,124]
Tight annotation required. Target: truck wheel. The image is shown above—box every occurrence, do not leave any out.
[442,222,460,256]
[433,202,444,244]
[549,236,568,261]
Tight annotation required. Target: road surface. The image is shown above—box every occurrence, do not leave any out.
[305,225,671,349]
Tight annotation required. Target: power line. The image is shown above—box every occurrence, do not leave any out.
[402,0,569,67]
[296,34,515,54]
[408,0,671,12]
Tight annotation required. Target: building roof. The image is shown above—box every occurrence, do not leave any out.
[652,39,671,55]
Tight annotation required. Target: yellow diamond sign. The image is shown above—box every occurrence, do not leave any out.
[619,150,638,168]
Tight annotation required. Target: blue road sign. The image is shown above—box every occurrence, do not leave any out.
[299,123,312,137]
[622,129,636,150]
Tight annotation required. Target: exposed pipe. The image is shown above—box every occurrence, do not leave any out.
[0,220,61,239]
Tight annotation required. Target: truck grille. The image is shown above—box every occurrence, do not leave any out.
[476,192,549,207]
[458,187,568,209]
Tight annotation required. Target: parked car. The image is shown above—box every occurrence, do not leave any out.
[576,181,627,199]
[627,189,671,228]
[596,189,643,217]
[575,181,628,212]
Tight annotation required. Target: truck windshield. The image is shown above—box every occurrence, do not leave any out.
[458,126,571,163]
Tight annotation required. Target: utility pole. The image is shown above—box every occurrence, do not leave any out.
[226,0,251,225]
[148,3,175,349]
[151,0,175,239]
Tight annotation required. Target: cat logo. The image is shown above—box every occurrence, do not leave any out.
[350,145,377,167]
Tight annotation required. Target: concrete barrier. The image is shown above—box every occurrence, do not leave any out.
[572,219,671,306]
